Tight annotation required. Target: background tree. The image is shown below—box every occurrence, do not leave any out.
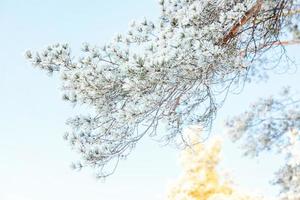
[25,0,300,177]
[226,88,300,200]
[166,126,264,200]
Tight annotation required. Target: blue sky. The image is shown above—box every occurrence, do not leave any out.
[1,1,300,199]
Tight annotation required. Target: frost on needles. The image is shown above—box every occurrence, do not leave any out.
[25,0,299,178]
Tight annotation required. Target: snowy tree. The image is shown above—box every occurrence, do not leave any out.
[226,89,300,200]
[25,0,300,177]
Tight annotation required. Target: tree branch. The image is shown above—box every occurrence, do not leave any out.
[222,0,263,44]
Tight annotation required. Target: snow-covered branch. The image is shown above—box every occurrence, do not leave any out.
[26,0,299,177]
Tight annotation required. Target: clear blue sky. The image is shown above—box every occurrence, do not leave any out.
[1,1,300,199]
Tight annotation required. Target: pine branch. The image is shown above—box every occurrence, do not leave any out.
[222,0,263,44]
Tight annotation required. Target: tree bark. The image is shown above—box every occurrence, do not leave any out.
[222,0,263,44]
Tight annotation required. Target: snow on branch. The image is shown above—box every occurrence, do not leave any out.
[26,0,299,177]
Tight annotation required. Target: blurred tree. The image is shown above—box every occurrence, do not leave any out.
[226,89,300,200]
[166,126,264,200]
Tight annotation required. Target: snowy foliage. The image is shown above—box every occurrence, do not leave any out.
[26,0,299,177]
[226,89,300,199]
[226,88,300,156]
[275,130,300,200]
